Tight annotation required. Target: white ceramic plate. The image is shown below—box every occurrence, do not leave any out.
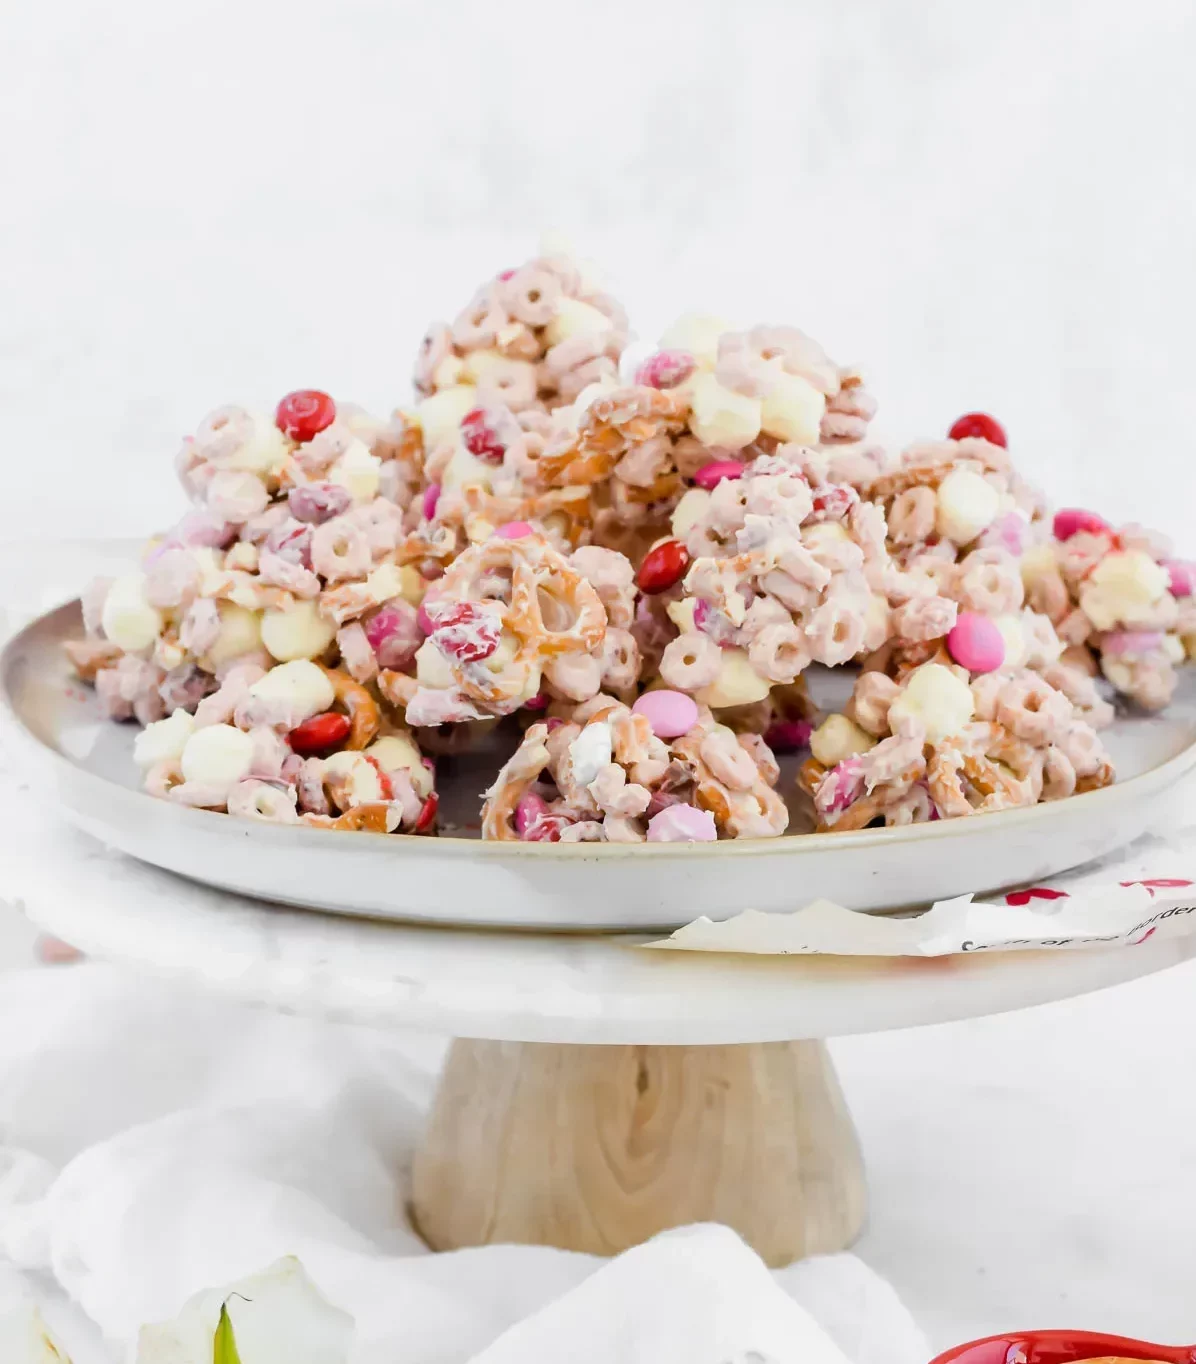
[5,600,1196,931]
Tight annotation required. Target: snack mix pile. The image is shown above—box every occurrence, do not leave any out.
[68,245,1196,843]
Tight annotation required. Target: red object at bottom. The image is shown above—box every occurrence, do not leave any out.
[931,1331,1196,1364]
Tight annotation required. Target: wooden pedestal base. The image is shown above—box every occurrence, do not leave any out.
[410,1038,866,1267]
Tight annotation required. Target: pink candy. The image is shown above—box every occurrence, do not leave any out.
[632,689,700,739]
[496,521,534,539]
[515,791,550,837]
[1163,559,1195,598]
[646,804,718,843]
[946,610,1005,674]
[523,692,548,712]
[422,483,442,522]
[634,349,697,390]
[693,460,745,491]
[763,719,813,753]
[416,601,437,637]
[1053,507,1110,542]
[1102,630,1164,658]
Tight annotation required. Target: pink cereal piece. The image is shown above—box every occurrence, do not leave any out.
[1102,629,1165,657]
[635,349,697,390]
[946,610,1006,674]
[646,803,718,843]
[1053,507,1110,541]
[693,460,746,491]
[1163,559,1195,597]
[422,483,442,521]
[763,719,812,753]
[496,520,535,539]
[632,689,700,739]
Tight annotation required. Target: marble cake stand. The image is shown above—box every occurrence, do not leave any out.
[14,817,1196,1269]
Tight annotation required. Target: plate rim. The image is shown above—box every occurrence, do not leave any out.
[6,597,1196,864]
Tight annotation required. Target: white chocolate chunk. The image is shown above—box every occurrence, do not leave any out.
[225,540,259,573]
[1019,543,1057,587]
[935,469,1000,545]
[659,314,731,369]
[569,720,614,786]
[666,598,699,633]
[759,371,825,444]
[261,600,336,662]
[181,723,254,787]
[414,637,456,688]
[810,713,876,767]
[328,439,382,503]
[542,299,613,348]
[463,348,538,386]
[392,564,425,606]
[101,574,164,653]
[416,385,478,449]
[229,411,292,475]
[248,660,335,722]
[693,648,772,708]
[687,373,762,451]
[802,522,852,552]
[1080,551,1170,629]
[671,488,712,540]
[203,603,263,669]
[888,662,975,744]
[366,734,432,798]
[134,708,196,768]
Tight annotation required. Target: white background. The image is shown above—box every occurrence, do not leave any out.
[3,0,1195,542]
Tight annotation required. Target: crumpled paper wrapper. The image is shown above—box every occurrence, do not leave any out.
[645,880,1196,957]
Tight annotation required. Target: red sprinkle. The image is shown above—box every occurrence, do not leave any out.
[415,791,439,833]
[288,711,351,756]
[364,754,395,801]
[809,484,858,523]
[635,349,697,390]
[948,411,1007,447]
[1053,507,1111,542]
[461,407,506,463]
[276,389,337,443]
[431,602,501,663]
[636,539,691,594]
[497,269,516,282]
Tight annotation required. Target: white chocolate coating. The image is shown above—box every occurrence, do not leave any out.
[180,723,254,787]
[133,709,196,768]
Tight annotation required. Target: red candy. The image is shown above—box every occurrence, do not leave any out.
[636,539,690,595]
[276,390,336,443]
[460,408,506,463]
[763,719,813,753]
[948,411,1007,447]
[693,460,745,490]
[415,792,439,833]
[1053,507,1111,542]
[431,602,501,662]
[288,711,351,756]
[809,484,857,523]
[364,754,395,801]
[634,349,697,390]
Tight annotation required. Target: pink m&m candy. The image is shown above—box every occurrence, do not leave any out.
[693,460,745,491]
[1053,507,1110,541]
[946,610,1005,673]
[632,689,700,739]
[646,804,718,843]
[1163,559,1196,597]
[496,521,534,539]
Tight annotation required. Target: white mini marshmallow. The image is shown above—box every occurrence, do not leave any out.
[810,714,876,767]
[759,371,825,444]
[569,720,613,787]
[888,662,975,744]
[542,299,613,347]
[229,411,292,475]
[693,649,772,708]
[248,660,335,722]
[261,600,336,662]
[180,723,254,787]
[133,709,196,768]
[687,373,762,450]
[659,314,731,369]
[417,386,478,449]
[1018,543,1057,586]
[328,439,382,503]
[935,469,1000,545]
[1080,550,1170,629]
[224,540,259,573]
[101,574,164,653]
[671,488,712,540]
[203,603,263,668]
[366,734,432,797]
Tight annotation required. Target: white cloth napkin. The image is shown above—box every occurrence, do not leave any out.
[0,963,927,1364]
